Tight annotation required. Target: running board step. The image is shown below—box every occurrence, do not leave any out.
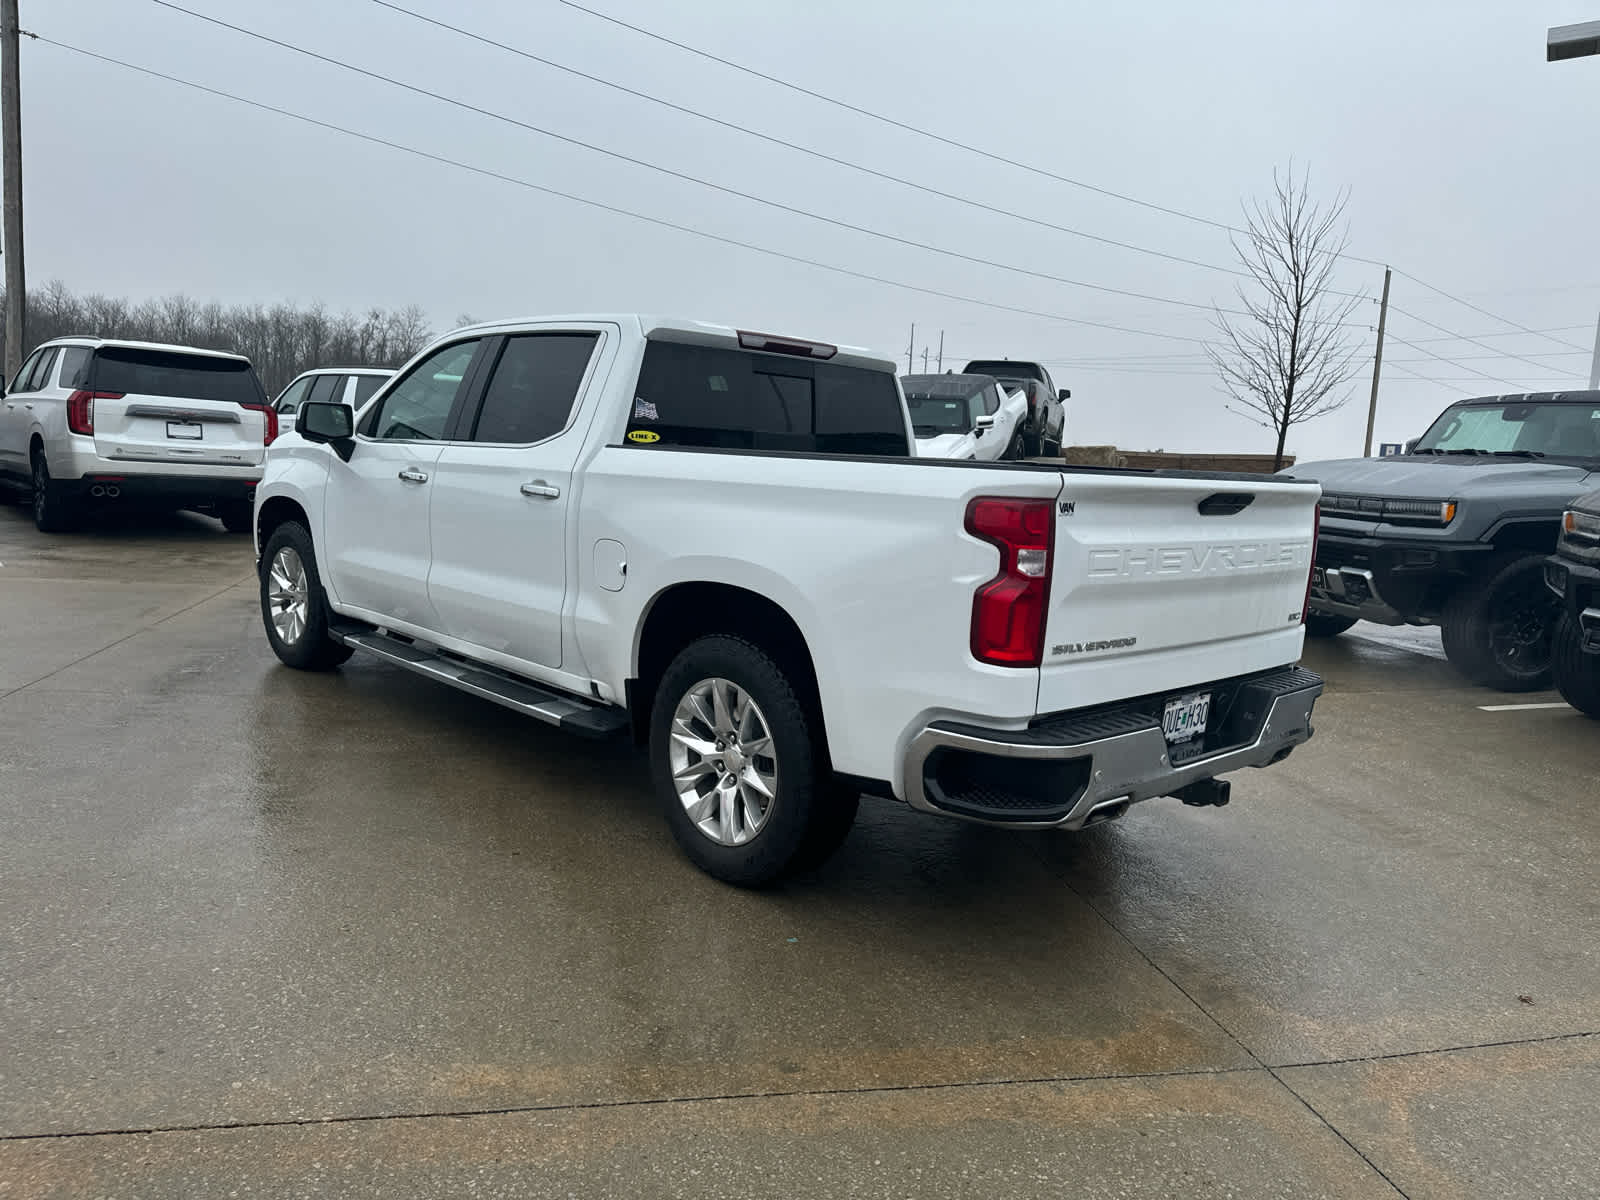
[333,626,629,738]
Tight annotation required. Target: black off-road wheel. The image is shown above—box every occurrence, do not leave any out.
[1440,553,1558,692]
[649,635,854,886]
[1552,612,1600,718]
[1304,611,1358,638]
[259,521,355,671]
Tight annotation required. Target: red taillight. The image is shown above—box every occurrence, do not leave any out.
[1302,504,1321,622]
[243,402,279,445]
[966,496,1054,667]
[66,390,120,435]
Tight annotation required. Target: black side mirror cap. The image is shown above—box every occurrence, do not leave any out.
[298,401,356,461]
[1058,389,1070,401]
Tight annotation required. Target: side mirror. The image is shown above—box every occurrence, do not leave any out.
[1058,389,1070,401]
[299,401,356,461]
[974,414,996,437]
[1404,438,1420,454]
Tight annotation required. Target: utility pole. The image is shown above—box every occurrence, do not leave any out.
[905,323,915,373]
[1362,266,1391,457]
[1589,310,1599,390]
[921,346,929,371]
[936,330,944,372]
[1,0,23,383]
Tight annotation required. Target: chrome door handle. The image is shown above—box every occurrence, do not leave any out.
[397,468,429,483]
[520,481,561,499]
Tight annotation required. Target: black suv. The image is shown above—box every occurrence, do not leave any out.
[1285,390,1600,691]
[1548,487,1600,716]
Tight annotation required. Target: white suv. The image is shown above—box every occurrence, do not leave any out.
[0,337,273,533]
[272,367,394,436]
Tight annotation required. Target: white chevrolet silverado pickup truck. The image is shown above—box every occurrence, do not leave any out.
[254,315,1324,885]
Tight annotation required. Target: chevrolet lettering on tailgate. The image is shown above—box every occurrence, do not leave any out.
[1087,541,1310,579]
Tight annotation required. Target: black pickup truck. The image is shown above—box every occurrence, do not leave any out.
[1548,486,1600,716]
[1286,390,1600,691]
[960,359,1068,457]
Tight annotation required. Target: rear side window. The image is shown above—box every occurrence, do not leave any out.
[305,375,342,406]
[629,341,908,456]
[470,333,598,444]
[25,347,59,392]
[351,374,387,408]
[10,349,43,393]
[91,347,264,404]
[59,347,92,389]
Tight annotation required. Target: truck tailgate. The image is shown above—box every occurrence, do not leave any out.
[1037,473,1319,713]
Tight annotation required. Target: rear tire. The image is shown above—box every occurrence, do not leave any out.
[1004,427,1026,461]
[1439,553,1557,692]
[259,521,355,671]
[649,634,852,886]
[219,500,254,535]
[30,450,77,533]
[1304,611,1358,638]
[1552,613,1600,718]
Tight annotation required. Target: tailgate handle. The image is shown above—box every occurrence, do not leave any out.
[1198,492,1254,516]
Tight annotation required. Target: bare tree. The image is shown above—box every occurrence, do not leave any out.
[3,280,435,393]
[1208,167,1367,469]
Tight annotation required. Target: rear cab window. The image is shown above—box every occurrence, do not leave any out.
[90,347,265,404]
[627,340,908,456]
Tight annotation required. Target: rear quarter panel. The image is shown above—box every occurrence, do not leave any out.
[575,448,1062,790]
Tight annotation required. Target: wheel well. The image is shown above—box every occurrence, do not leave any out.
[256,497,310,548]
[1489,521,1557,556]
[630,582,825,753]
[28,434,42,462]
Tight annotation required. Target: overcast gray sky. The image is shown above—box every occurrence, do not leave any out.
[22,0,1600,460]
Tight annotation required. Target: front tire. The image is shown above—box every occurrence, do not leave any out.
[1552,613,1600,718]
[1440,553,1557,692]
[30,451,77,533]
[1304,611,1358,638]
[649,635,853,886]
[259,521,355,671]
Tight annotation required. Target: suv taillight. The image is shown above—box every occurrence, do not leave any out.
[243,402,279,445]
[966,496,1054,667]
[66,390,121,435]
[1302,504,1321,622]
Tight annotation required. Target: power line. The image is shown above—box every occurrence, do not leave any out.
[552,2,1585,342]
[35,36,1215,346]
[370,0,1251,283]
[1390,268,1590,353]
[1401,324,1590,344]
[1386,304,1585,373]
[554,0,1248,238]
[1384,333,1527,390]
[1389,350,1587,363]
[146,0,1256,320]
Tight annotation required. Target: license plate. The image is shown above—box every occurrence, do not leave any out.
[166,421,203,440]
[1162,692,1211,744]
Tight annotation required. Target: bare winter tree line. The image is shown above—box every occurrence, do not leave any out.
[1,280,435,394]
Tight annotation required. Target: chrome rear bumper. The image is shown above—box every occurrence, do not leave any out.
[903,666,1323,830]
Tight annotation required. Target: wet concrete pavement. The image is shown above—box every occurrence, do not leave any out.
[2,500,1597,1198]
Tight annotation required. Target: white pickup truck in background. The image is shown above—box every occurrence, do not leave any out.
[254,315,1324,885]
